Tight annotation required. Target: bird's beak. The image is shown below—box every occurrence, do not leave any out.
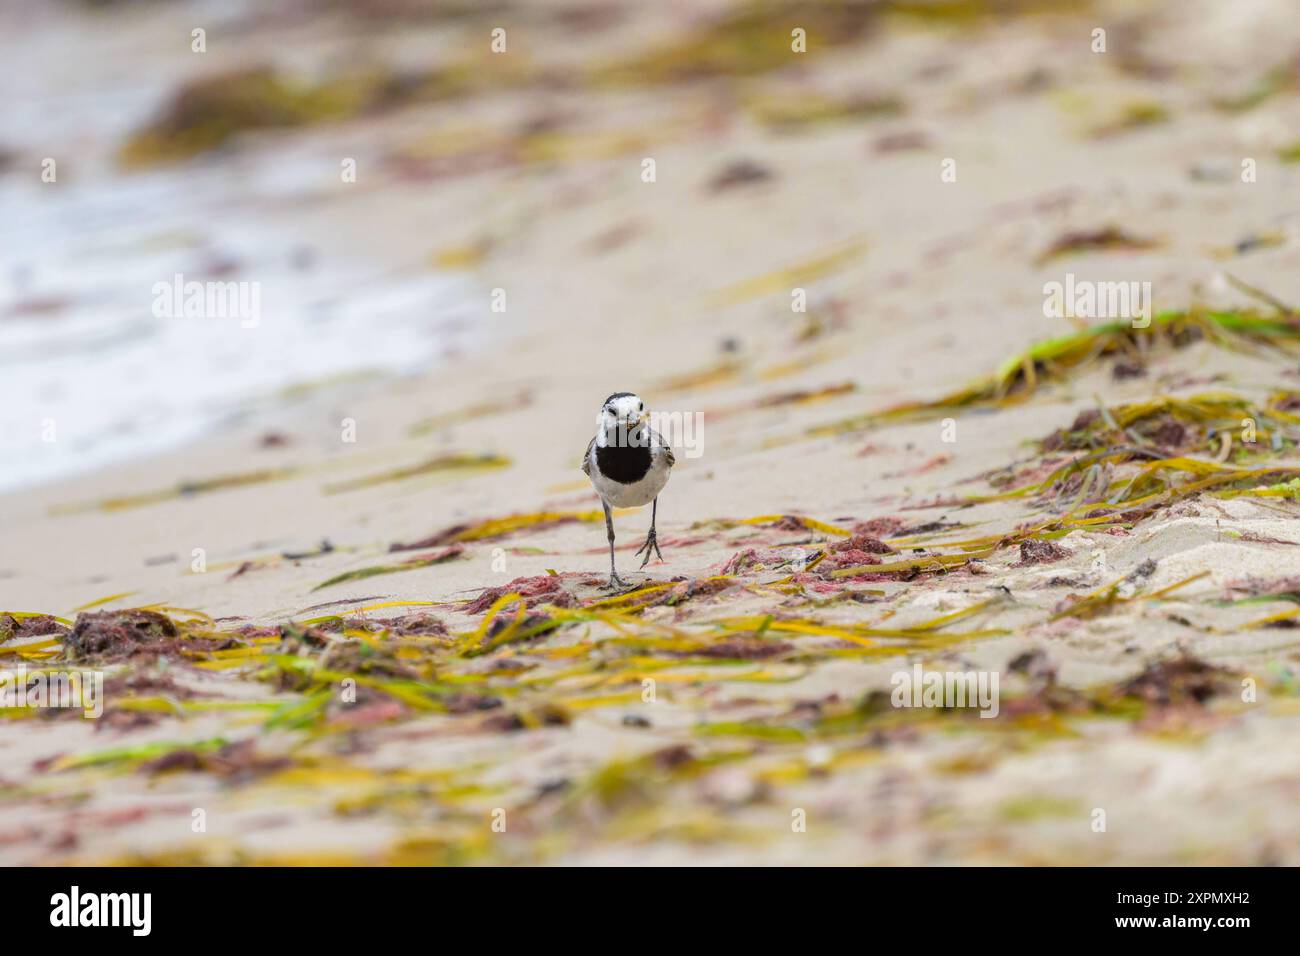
[637,411,649,426]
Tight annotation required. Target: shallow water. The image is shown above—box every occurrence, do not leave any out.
[0,133,483,495]
[0,2,496,494]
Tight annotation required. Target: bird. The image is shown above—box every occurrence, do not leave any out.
[582,392,675,589]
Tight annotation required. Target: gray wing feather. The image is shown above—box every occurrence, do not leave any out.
[649,428,675,468]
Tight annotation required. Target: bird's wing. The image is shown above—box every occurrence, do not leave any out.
[581,436,596,476]
[648,428,676,468]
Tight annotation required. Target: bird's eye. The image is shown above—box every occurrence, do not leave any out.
[638,402,644,411]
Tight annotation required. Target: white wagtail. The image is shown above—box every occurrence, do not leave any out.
[582,392,675,588]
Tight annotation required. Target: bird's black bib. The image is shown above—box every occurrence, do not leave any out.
[595,441,652,484]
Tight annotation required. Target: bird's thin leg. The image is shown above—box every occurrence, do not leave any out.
[602,501,629,589]
[635,497,665,568]
[651,498,664,561]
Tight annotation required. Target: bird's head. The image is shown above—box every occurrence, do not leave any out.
[598,392,647,437]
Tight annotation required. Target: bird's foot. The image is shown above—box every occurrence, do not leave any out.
[601,571,632,590]
[635,529,664,568]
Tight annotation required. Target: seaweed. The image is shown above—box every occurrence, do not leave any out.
[885,0,1092,22]
[119,62,497,166]
[63,610,180,664]
[691,635,794,660]
[593,2,881,86]
[1212,61,1300,113]
[324,453,510,493]
[594,0,1083,91]
[53,466,299,513]
[754,382,857,408]
[738,514,853,536]
[1038,391,1300,461]
[139,739,292,780]
[464,575,578,615]
[48,737,231,773]
[707,159,774,192]
[655,358,745,393]
[408,392,533,436]
[391,511,604,550]
[707,240,867,307]
[1016,540,1072,566]
[369,612,449,637]
[1036,226,1159,263]
[0,614,69,644]
[120,68,362,165]
[312,547,465,591]
[1118,655,1238,708]
[1087,101,1169,139]
[1050,571,1207,622]
[806,310,1300,437]
[746,91,903,131]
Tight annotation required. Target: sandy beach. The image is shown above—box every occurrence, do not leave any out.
[4,0,1300,865]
